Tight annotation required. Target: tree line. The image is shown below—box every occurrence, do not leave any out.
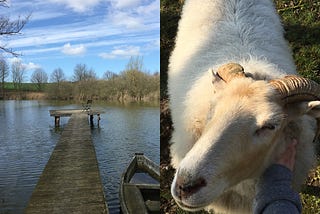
[0,1,158,102]
[0,56,159,102]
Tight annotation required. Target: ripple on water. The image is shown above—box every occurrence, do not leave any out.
[92,106,159,214]
[0,101,159,214]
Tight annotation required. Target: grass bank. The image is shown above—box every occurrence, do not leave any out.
[0,82,160,104]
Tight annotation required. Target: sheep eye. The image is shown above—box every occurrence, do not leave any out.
[255,124,276,136]
[261,124,275,130]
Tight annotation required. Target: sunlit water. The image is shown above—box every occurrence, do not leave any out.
[91,103,160,213]
[0,100,159,214]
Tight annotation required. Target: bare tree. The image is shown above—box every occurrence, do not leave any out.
[125,56,144,72]
[50,67,65,83]
[31,68,48,91]
[123,56,146,100]
[73,64,97,82]
[103,70,117,80]
[0,0,9,7]
[72,64,98,100]
[0,57,9,97]
[0,0,30,56]
[87,68,97,80]
[73,64,88,82]
[11,60,25,90]
[49,68,65,98]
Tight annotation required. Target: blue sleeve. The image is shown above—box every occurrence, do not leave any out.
[253,164,302,214]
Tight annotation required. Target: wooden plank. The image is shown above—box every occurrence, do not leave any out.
[123,184,148,214]
[49,109,84,117]
[25,114,108,214]
[49,109,104,117]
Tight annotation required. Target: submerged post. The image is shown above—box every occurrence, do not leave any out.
[55,116,60,127]
[90,114,94,126]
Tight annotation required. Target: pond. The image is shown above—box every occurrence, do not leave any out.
[0,100,159,214]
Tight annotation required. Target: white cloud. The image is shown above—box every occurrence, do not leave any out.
[6,19,123,49]
[5,0,159,61]
[61,43,86,55]
[8,57,42,71]
[31,11,66,21]
[108,0,159,30]
[109,0,142,9]
[136,0,159,15]
[7,57,22,65]
[47,0,102,12]
[111,11,143,29]
[99,45,140,59]
[25,62,42,71]
[144,39,160,51]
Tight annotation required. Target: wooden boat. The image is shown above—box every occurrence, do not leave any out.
[119,153,160,214]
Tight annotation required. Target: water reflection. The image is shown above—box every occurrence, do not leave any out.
[0,101,60,214]
[0,100,159,214]
[92,104,159,213]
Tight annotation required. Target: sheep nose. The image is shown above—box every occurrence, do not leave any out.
[175,176,207,199]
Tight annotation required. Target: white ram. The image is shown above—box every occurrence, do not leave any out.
[168,0,320,213]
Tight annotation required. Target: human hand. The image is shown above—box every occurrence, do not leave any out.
[276,138,298,171]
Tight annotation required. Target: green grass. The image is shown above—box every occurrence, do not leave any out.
[275,0,320,82]
[160,0,320,213]
[3,82,49,92]
[160,0,184,98]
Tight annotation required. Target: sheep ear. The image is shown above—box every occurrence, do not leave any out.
[210,69,226,94]
[211,69,223,84]
[305,101,320,118]
[285,101,320,119]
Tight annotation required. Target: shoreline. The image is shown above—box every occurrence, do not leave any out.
[0,91,160,105]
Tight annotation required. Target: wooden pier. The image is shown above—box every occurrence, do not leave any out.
[49,109,103,127]
[25,113,108,214]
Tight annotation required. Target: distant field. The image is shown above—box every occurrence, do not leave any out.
[3,82,49,92]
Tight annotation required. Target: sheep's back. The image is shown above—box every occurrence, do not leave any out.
[169,0,296,94]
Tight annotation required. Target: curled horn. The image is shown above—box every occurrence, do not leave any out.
[269,75,320,104]
[216,63,246,83]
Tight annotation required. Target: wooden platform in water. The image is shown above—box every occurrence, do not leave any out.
[49,109,103,117]
[25,114,108,214]
[49,109,105,127]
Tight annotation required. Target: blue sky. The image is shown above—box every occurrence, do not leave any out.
[1,0,159,82]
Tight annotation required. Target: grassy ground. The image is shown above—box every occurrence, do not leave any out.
[2,82,47,92]
[160,0,320,213]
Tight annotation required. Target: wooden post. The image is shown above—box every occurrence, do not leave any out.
[90,114,94,126]
[97,114,101,127]
[55,116,60,127]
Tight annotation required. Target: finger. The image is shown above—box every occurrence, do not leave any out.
[291,138,298,146]
[289,139,298,154]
